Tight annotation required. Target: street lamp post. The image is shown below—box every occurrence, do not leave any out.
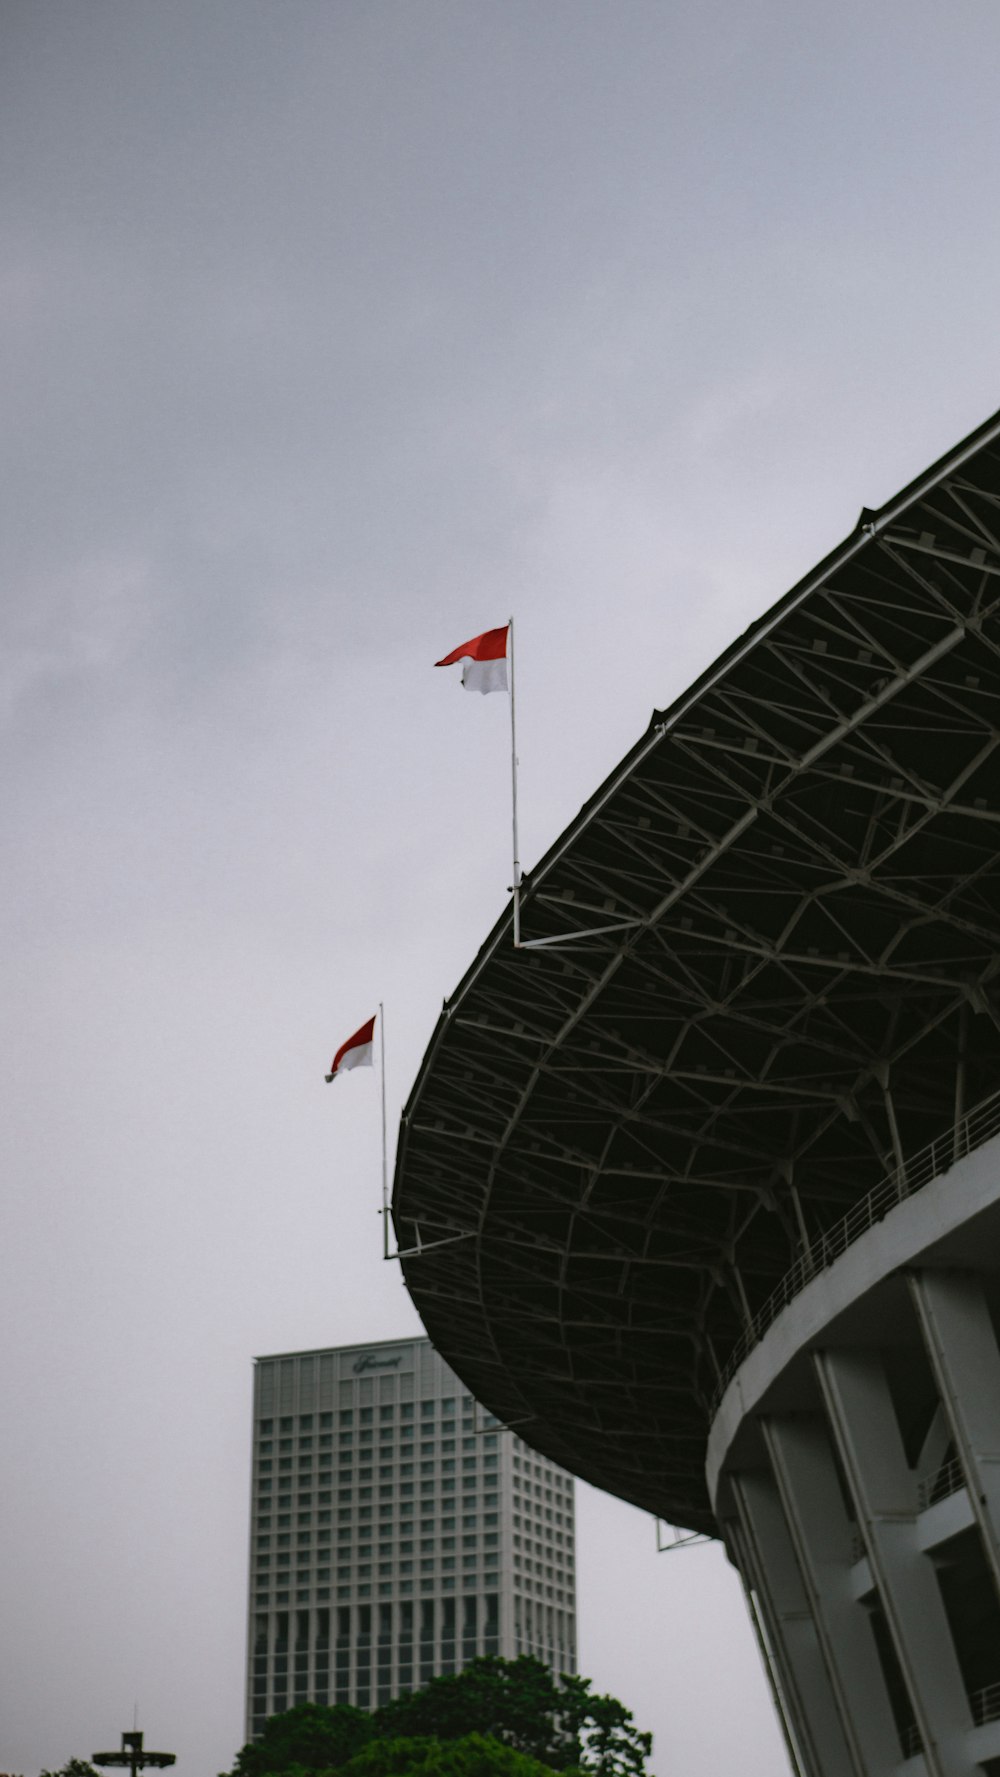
[93,1731,175,1777]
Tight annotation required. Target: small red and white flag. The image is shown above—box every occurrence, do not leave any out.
[325,1015,376,1082]
[435,624,509,695]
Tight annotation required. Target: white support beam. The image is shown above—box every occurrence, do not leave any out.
[729,1472,856,1777]
[725,1513,812,1777]
[760,1414,901,1776]
[815,1348,976,1777]
[909,1267,1000,1601]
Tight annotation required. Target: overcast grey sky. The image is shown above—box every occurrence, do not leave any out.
[4,3,1000,1773]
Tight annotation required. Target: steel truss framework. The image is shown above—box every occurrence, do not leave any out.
[393,407,1000,1536]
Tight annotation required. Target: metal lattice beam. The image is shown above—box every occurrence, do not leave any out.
[394,408,1000,1535]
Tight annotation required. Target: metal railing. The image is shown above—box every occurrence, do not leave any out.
[916,1453,966,1511]
[971,1680,1000,1727]
[900,1721,923,1760]
[711,1087,1000,1415]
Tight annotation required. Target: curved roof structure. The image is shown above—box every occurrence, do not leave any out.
[393,407,1000,1535]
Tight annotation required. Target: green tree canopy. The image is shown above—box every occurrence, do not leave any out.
[373,1659,564,1764]
[373,1658,649,1777]
[226,1704,374,1777]
[338,1731,571,1777]
[40,1762,104,1777]
[222,1659,652,1777]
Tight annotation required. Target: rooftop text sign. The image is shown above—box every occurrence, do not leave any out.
[351,1350,406,1374]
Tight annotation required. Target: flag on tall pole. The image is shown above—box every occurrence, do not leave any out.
[325,1015,376,1082]
[324,1007,391,1260]
[434,625,509,695]
[435,619,520,946]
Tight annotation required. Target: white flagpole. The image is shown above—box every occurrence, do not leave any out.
[509,615,521,948]
[379,1001,389,1260]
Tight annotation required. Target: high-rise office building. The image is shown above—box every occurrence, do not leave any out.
[245,1337,577,1736]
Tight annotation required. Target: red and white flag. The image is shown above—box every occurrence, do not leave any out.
[435,624,509,695]
[325,1015,376,1082]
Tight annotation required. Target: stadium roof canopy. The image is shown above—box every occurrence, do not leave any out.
[393,407,1000,1535]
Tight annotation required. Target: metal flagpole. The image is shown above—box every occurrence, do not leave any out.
[509,615,521,948]
[379,1000,389,1260]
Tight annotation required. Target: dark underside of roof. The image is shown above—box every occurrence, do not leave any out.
[393,408,1000,1536]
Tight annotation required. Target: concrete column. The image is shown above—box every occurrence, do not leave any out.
[909,1267,1000,1599]
[815,1348,976,1777]
[725,1513,810,1777]
[761,1414,900,1776]
[729,1470,854,1777]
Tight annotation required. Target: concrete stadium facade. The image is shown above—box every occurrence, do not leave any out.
[393,407,1000,1775]
[709,1117,1000,1775]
